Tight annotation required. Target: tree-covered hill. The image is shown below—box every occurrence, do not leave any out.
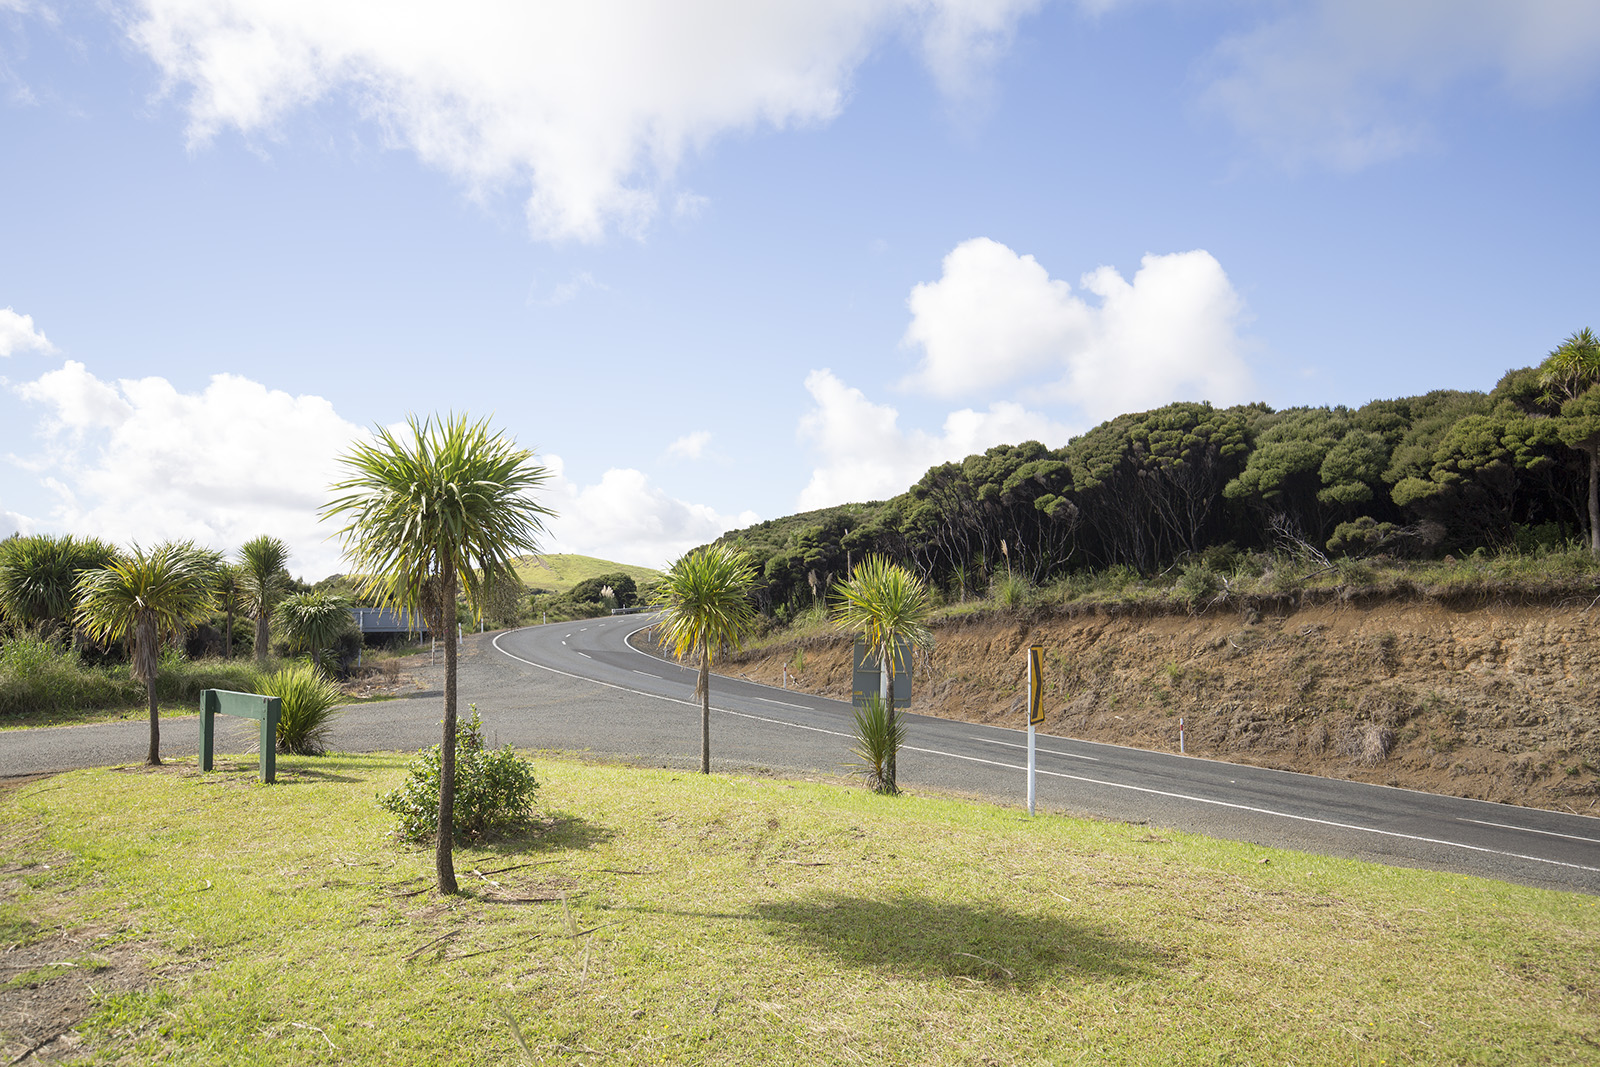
[712,345,1600,618]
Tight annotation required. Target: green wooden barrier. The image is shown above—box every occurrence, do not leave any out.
[199,689,281,783]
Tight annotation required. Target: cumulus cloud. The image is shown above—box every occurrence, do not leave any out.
[129,0,1040,241]
[541,457,757,568]
[12,362,368,577]
[8,361,749,574]
[0,307,55,357]
[1199,0,1600,169]
[796,368,1071,509]
[666,430,711,460]
[902,238,1252,425]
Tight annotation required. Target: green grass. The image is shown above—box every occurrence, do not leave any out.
[2,755,1595,1065]
[511,554,664,596]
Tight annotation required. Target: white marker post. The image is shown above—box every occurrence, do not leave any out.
[1026,645,1044,816]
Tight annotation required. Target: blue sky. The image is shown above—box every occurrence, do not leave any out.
[2,0,1597,578]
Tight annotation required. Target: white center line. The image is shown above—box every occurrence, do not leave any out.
[492,627,1600,877]
[1458,818,1600,845]
[758,697,810,710]
[577,651,591,659]
[973,736,1099,761]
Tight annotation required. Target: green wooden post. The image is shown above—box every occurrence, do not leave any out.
[199,689,282,783]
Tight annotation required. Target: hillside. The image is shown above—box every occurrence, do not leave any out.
[723,593,1600,814]
[511,553,663,595]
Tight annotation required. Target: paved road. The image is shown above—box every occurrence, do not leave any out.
[4,617,1599,895]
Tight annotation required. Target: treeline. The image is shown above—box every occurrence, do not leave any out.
[717,348,1600,617]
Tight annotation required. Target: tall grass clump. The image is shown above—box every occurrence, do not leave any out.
[256,663,345,755]
[151,653,268,706]
[992,572,1031,610]
[850,694,906,794]
[0,634,128,717]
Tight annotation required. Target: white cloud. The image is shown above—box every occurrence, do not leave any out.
[902,238,1252,425]
[0,307,56,357]
[1199,0,1600,169]
[0,500,33,539]
[666,430,711,460]
[128,0,1040,241]
[12,363,367,578]
[796,368,1071,509]
[541,456,757,569]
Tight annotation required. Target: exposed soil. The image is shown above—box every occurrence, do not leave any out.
[724,596,1600,814]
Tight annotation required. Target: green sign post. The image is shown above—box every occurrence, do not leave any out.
[199,689,281,784]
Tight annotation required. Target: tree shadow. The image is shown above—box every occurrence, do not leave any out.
[751,892,1168,988]
[470,811,616,857]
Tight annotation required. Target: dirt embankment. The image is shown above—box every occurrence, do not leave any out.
[725,598,1600,814]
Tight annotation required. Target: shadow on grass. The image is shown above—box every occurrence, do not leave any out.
[470,811,616,857]
[752,892,1166,987]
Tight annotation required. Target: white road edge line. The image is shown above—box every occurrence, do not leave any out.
[493,628,1600,875]
[758,698,810,710]
[973,736,1099,761]
[1458,818,1600,845]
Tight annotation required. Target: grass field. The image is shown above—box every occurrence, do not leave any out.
[2,754,1595,1065]
[512,554,664,596]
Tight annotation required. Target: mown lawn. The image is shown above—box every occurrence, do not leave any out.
[1,754,1595,1065]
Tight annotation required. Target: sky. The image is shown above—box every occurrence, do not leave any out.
[2,0,1598,580]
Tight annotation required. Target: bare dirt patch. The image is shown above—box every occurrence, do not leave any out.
[724,597,1600,813]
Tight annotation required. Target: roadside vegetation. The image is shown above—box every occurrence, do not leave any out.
[711,335,1600,635]
[1,755,1594,1065]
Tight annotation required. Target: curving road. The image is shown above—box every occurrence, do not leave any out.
[3,616,1598,894]
[495,615,1600,896]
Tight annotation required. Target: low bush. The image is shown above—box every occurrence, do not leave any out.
[379,706,540,843]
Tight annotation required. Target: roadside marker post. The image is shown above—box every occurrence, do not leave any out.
[1026,645,1044,816]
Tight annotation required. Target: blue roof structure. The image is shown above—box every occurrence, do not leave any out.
[350,607,429,634]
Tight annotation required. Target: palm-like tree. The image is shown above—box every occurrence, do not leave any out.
[1538,328,1600,556]
[274,590,354,673]
[213,562,244,659]
[75,542,218,765]
[0,534,116,642]
[324,413,553,895]
[649,545,759,775]
[238,536,291,664]
[831,555,932,794]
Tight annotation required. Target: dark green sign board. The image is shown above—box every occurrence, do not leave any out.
[200,689,281,784]
[851,636,912,711]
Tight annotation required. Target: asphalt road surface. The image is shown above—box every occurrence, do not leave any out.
[4,616,1598,895]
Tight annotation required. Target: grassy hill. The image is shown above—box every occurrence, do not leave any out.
[511,553,663,595]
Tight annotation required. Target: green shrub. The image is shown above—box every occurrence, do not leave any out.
[1172,561,1219,610]
[992,573,1030,610]
[850,695,906,795]
[257,663,344,755]
[379,706,540,843]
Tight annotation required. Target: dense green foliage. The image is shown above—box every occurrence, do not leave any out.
[715,347,1600,615]
[0,533,117,639]
[257,662,345,755]
[378,707,541,843]
[0,633,264,722]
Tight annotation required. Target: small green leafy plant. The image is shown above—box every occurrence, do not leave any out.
[379,705,540,843]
